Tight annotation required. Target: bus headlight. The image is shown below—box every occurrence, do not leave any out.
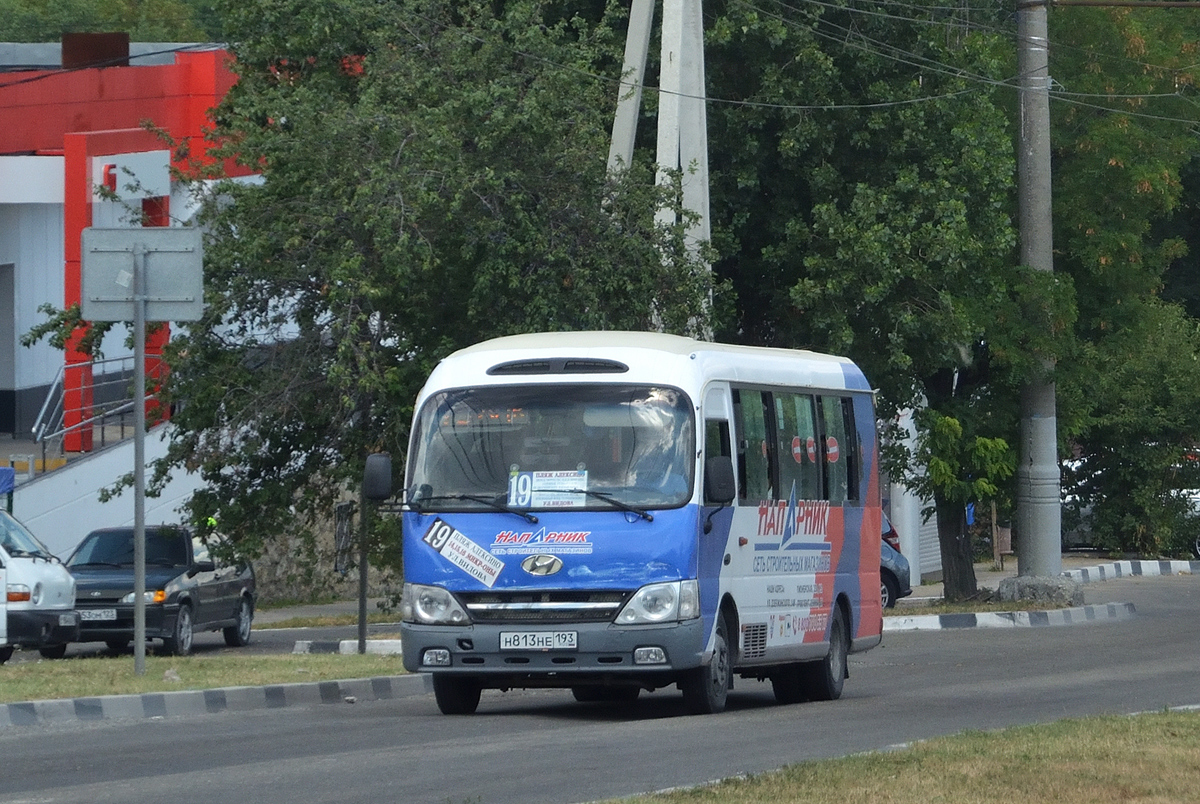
[616,580,700,624]
[401,583,471,625]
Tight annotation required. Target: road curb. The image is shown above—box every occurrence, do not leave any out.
[292,639,404,655]
[0,673,431,731]
[1062,559,1199,583]
[883,601,1137,632]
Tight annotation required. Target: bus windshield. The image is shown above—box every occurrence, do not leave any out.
[408,384,695,512]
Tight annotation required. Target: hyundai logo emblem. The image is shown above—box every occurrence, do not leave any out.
[521,554,563,576]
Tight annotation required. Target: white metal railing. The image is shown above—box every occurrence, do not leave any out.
[31,356,145,466]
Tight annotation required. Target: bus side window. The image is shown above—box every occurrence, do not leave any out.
[704,419,733,504]
[821,395,859,503]
[734,388,772,502]
[775,392,822,501]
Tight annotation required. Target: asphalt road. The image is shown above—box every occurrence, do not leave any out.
[1,573,1197,804]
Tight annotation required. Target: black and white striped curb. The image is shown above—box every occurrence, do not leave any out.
[292,639,403,655]
[883,602,1137,632]
[1062,559,1200,583]
[0,673,431,731]
[886,558,1198,632]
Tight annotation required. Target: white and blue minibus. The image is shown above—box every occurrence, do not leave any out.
[383,331,883,715]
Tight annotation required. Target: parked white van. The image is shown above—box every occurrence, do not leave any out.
[0,510,80,663]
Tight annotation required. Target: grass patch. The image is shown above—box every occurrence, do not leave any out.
[610,710,1200,803]
[255,612,398,630]
[0,652,404,705]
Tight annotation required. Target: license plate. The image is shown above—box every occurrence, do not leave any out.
[59,612,79,626]
[80,609,117,622]
[499,631,577,651]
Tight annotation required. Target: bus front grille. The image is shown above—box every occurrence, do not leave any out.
[461,590,631,624]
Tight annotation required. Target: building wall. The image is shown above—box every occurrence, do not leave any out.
[12,425,204,558]
[0,196,64,433]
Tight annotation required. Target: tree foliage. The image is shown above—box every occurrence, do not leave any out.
[1048,7,1200,557]
[701,0,1027,596]
[0,0,210,42]
[148,0,720,558]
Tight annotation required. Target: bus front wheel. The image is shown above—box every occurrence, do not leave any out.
[681,615,731,715]
[432,675,482,715]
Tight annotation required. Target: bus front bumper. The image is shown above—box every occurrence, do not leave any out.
[400,618,709,689]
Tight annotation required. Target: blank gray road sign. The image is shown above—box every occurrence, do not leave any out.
[81,227,204,322]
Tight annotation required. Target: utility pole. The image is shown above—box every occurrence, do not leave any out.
[1015,0,1062,578]
[608,0,710,256]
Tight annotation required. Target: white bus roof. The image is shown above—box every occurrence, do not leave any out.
[420,331,871,404]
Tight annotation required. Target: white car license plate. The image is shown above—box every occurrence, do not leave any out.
[59,612,79,626]
[499,631,577,651]
[80,609,117,622]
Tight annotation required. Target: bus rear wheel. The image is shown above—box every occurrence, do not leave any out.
[432,675,482,715]
[800,605,849,701]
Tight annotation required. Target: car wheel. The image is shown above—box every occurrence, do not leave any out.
[881,572,900,609]
[38,643,68,660]
[571,686,640,703]
[681,613,731,715]
[432,675,482,715]
[106,639,130,653]
[0,646,12,664]
[800,604,848,702]
[223,597,253,647]
[163,603,194,657]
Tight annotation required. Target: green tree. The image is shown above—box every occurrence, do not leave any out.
[1049,7,1200,557]
[145,0,720,559]
[0,0,208,42]
[703,0,1028,598]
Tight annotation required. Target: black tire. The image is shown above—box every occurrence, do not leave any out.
[572,686,641,703]
[770,663,806,705]
[432,675,482,715]
[106,639,130,653]
[800,604,849,702]
[881,572,900,609]
[223,597,253,647]
[38,643,68,660]
[681,614,731,715]
[162,603,194,657]
[0,645,13,664]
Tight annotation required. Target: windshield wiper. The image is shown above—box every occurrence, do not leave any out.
[69,561,125,568]
[410,493,538,524]
[564,489,653,522]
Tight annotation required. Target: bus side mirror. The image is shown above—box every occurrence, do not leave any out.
[364,453,393,502]
[704,456,736,506]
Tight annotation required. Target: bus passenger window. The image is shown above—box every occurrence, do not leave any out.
[821,396,858,503]
[775,392,822,501]
[734,389,772,502]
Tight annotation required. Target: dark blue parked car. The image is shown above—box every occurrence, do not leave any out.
[881,513,913,609]
[66,526,255,656]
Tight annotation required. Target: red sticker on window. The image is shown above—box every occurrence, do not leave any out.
[826,436,840,463]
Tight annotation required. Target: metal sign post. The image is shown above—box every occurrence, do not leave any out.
[81,227,203,675]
